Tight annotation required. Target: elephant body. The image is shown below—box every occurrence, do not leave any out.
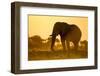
[51,22,82,51]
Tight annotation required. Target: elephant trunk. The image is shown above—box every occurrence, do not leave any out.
[51,35,56,51]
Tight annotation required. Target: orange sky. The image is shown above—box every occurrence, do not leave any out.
[28,15,88,41]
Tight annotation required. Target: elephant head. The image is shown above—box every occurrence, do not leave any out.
[51,22,82,51]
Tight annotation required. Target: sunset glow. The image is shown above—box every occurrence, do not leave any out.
[28,15,88,41]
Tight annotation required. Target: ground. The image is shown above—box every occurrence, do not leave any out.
[28,49,88,61]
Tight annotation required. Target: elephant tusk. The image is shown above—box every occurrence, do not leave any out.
[50,35,53,36]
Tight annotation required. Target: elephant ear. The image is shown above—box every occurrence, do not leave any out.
[64,25,73,36]
[67,24,72,32]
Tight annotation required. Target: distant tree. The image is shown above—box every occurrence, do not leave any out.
[28,35,61,50]
[28,35,43,49]
[31,35,43,43]
[28,38,33,49]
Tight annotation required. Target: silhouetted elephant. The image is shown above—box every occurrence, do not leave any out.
[51,22,82,51]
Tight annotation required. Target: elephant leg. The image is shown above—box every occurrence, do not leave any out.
[66,40,70,57]
[66,40,70,50]
[51,35,56,51]
[73,41,78,51]
[61,37,66,50]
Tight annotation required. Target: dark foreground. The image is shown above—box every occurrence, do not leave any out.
[28,49,88,61]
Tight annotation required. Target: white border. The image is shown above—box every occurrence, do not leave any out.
[20,6,95,70]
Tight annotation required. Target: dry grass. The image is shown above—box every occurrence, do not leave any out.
[28,49,88,61]
[28,36,88,61]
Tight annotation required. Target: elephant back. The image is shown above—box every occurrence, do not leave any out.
[66,24,82,42]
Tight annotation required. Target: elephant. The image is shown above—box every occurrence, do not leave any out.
[50,22,82,51]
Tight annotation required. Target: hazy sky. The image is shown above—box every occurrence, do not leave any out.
[28,15,88,41]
